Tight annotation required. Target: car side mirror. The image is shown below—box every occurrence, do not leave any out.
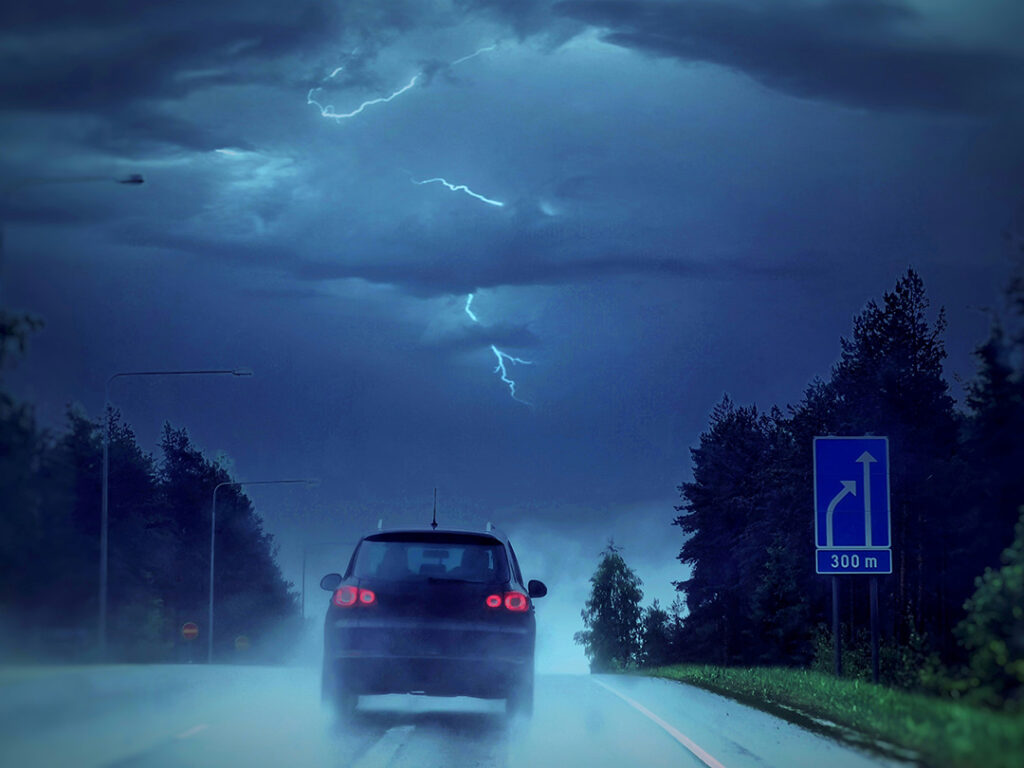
[528,579,547,598]
[320,573,342,591]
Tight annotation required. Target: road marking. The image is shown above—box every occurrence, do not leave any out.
[352,724,414,768]
[175,724,209,740]
[593,679,728,768]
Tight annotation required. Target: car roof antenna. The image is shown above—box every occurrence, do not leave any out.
[431,487,438,530]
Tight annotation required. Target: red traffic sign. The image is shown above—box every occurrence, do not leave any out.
[181,622,199,641]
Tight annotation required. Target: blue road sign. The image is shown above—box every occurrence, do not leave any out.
[814,436,892,574]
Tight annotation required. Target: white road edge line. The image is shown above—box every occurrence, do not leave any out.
[593,679,728,768]
[175,724,210,740]
[352,724,415,768]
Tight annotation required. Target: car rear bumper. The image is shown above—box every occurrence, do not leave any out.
[324,617,533,697]
[326,655,529,697]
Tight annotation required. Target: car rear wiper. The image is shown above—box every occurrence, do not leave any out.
[427,576,477,584]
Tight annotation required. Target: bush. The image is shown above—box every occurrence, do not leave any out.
[945,509,1024,709]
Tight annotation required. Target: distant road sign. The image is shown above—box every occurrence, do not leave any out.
[814,436,892,574]
[182,622,199,641]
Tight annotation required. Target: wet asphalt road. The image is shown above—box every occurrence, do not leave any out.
[0,666,907,768]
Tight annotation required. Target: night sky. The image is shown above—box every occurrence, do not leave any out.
[3,1,1023,670]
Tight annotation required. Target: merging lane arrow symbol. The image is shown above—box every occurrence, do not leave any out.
[826,480,857,547]
[857,451,877,546]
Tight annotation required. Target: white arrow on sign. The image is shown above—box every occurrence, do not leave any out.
[826,480,857,547]
[857,451,877,546]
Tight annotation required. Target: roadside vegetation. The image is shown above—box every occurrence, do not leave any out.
[644,664,1024,768]
[0,312,300,663]
[576,256,1024,761]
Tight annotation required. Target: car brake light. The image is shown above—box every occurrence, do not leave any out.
[504,591,528,612]
[333,586,375,608]
[485,594,502,608]
[333,586,357,607]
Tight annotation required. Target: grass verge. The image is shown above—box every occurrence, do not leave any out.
[644,664,1024,768]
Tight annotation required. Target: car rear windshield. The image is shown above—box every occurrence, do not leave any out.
[350,533,510,583]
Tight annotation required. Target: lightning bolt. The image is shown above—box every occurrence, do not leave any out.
[464,293,532,405]
[309,43,496,122]
[450,44,498,66]
[307,74,420,120]
[413,177,505,207]
[491,345,533,405]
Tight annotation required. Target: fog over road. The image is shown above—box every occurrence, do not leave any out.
[0,666,905,768]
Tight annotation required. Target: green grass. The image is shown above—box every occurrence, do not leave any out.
[644,664,1024,768]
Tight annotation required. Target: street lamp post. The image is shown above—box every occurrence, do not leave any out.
[99,367,252,658]
[209,479,317,664]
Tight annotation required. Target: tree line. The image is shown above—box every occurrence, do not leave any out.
[0,322,299,662]
[577,266,1024,709]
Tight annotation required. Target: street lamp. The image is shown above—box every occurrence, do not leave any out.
[209,478,318,664]
[99,367,252,658]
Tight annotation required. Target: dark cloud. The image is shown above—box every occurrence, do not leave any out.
[553,0,1024,115]
[0,1,344,152]
[457,0,582,45]
[0,3,342,110]
[423,322,541,352]
[236,286,332,301]
[85,107,256,155]
[292,251,812,295]
[134,219,815,297]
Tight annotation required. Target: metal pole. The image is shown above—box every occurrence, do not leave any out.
[832,575,842,677]
[98,379,112,659]
[870,576,880,684]
[208,483,223,664]
[99,367,251,659]
[208,478,316,663]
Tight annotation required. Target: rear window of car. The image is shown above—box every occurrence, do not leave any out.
[350,533,509,583]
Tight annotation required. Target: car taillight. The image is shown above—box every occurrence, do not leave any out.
[333,586,375,608]
[333,586,357,607]
[485,591,528,611]
[504,591,528,612]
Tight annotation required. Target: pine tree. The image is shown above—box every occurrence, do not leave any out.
[829,268,959,646]
[639,600,673,668]
[673,396,774,663]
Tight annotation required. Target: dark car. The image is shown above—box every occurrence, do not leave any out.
[319,526,547,717]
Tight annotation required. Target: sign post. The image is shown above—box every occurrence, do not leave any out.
[181,621,199,664]
[814,436,891,682]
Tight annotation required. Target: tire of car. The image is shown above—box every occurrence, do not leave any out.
[332,682,358,719]
[322,668,358,719]
[506,671,534,718]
